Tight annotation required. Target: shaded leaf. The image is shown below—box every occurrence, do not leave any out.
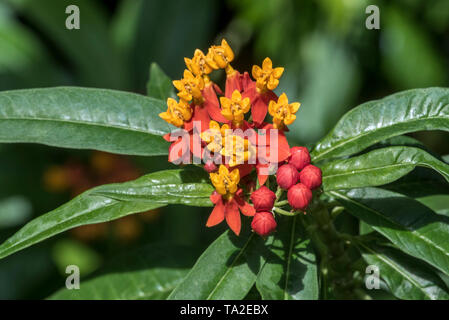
[168,228,271,300]
[0,168,213,260]
[50,243,197,299]
[358,241,449,300]
[330,188,449,276]
[256,216,318,300]
[147,63,175,101]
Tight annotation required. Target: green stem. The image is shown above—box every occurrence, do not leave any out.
[273,207,299,216]
[274,199,288,207]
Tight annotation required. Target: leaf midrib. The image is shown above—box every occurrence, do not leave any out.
[206,233,255,299]
[330,191,449,270]
[313,116,449,161]
[358,242,433,300]
[0,115,168,137]
[323,161,449,181]
[283,216,297,300]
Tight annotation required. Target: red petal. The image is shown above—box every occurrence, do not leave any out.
[241,72,254,91]
[225,72,242,98]
[225,199,241,235]
[210,191,221,204]
[163,133,172,142]
[256,163,269,186]
[262,90,278,105]
[206,197,225,227]
[235,194,255,217]
[202,85,228,123]
[250,94,268,126]
[168,136,190,163]
[235,164,254,178]
[185,104,211,132]
[277,132,291,162]
[189,130,203,159]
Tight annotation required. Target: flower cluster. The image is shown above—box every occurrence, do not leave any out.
[159,39,320,236]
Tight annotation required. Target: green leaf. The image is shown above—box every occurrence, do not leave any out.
[358,242,449,300]
[383,167,449,198]
[417,195,449,217]
[168,228,271,300]
[322,146,449,191]
[147,63,175,101]
[49,243,197,299]
[329,188,449,276]
[0,87,170,156]
[256,216,319,300]
[312,88,449,162]
[0,168,213,260]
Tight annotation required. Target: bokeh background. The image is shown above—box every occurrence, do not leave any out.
[0,0,448,299]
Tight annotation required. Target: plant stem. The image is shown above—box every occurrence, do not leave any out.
[273,207,299,216]
[274,199,288,207]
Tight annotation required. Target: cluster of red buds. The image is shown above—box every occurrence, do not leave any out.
[249,146,322,237]
[279,147,322,210]
[159,39,321,237]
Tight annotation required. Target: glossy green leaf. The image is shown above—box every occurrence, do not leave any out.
[147,63,175,101]
[256,216,319,300]
[0,168,213,260]
[168,228,271,300]
[322,146,449,191]
[330,188,449,276]
[312,88,449,161]
[0,87,170,156]
[358,242,449,300]
[50,243,197,299]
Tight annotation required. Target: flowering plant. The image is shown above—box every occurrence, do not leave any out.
[1,39,449,300]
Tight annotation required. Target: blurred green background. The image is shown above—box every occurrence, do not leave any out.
[0,0,448,299]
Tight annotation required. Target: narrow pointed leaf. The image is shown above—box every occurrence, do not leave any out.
[330,188,449,276]
[322,146,449,191]
[0,168,213,260]
[312,88,449,161]
[50,244,197,300]
[256,216,319,300]
[168,228,271,300]
[0,87,170,156]
[358,242,449,300]
[147,63,175,101]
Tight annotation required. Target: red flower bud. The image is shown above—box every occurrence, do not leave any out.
[251,211,277,237]
[276,164,299,189]
[287,183,312,211]
[250,186,276,212]
[204,161,218,173]
[288,146,311,171]
[299,165,322,190]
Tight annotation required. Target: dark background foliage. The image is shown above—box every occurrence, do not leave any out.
[0,0,448,298]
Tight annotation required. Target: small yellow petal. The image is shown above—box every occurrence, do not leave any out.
[290,102,301,114]
[262,57,272,71]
